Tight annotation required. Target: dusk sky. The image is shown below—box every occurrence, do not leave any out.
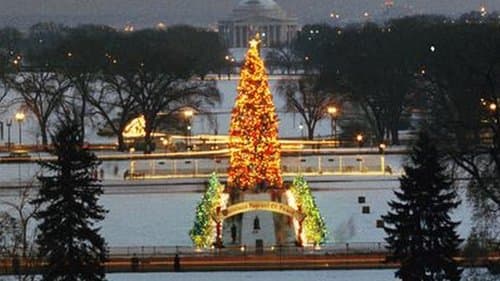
[0,0,499,29]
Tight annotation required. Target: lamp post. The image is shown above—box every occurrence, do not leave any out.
[356,134,363,148]
[490,102,497,112]
[379,143,386,174]
[298,123,304,140]
[184,109,194,151]
[327,106,338,145]
[356,134,364,172]
[6,119,12,151]
[129,147,135,177]
[0,121,3,141]
[15,112,25,146]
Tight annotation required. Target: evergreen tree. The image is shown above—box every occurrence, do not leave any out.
[382,131,462,281]
[228,35,282,190]
[33,120,107,281]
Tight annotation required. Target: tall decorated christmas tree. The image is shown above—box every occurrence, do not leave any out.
[227,35,283,190]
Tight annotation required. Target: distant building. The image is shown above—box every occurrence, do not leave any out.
[218,0,298,48]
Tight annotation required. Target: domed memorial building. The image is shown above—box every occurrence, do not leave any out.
[218,0,298,48]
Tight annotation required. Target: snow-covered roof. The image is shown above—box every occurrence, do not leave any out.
[227,0,292,21]
[237,0,279,9]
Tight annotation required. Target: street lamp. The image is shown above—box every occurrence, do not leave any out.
[356,134,363,147]
[379,143,386,174]
[184,109,194,151]
[327,106,338,144]
[299,123,304,140]
[356,134,364,172]
[129,147,136,177]
[224,55,235,79]
[489,102,497,112]
[15,112,25,145]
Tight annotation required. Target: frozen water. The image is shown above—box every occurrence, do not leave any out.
[106,270,398,281]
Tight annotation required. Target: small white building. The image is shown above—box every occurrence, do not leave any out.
[218,0,298,48]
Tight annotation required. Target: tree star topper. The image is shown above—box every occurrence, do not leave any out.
[249,33,261,49]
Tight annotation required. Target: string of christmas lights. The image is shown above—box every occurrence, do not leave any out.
[189,173,224,248]
[227,36,283,190]
[290,176,328,245]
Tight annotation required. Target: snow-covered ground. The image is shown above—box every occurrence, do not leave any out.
[99,187,472,246]
[0,156,474,281]
[0,182,472,247]
[0,152,472,247]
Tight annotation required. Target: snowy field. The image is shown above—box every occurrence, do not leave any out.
[0,153,472,247]
[0,181,472,247]
[98,187,471,246]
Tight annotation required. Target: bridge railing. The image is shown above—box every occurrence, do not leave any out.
[105,242,391,258]
[0,242,391,260]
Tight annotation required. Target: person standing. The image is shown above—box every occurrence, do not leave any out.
[173,254,181,272]
[231,223,237,243]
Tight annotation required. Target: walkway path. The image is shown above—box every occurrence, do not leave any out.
[2,251,498,274]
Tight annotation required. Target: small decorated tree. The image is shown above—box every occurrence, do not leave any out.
[289,176,328,245]
[190,173,224,248]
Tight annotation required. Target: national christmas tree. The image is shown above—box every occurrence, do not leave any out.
[227,35,283,190]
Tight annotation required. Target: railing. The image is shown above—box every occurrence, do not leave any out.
[2,242,499,275]
[125,155,394,180]
[106,242,390,258]
[0,242,390,260]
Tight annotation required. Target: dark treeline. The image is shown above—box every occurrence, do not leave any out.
[0,23,227,153]
[271,12,500,276]
[269,11,500,146]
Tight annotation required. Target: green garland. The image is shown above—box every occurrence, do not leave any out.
[189,173,224,248]
[290,175,328,245]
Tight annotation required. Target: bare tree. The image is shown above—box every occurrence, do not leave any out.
[126,75,220,153]
[265,43,298,75]
[276,76,337,139]
[1,179,40,258]
[53,25,116,143]
[0,27,23,114]
[0,179,40,281]
[8,72,70,146]
[87,74,139,151]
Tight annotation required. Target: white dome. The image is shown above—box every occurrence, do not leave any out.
[232,0,287,20]
[237,0,279,9]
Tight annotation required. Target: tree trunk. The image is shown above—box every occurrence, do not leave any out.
[391,128,400,145]
[307,126,315,140]
[144,131,152,154]
[144,119,153,154]
[40,122,49,147]
[116,132,126,152]
[80,95,86,144]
